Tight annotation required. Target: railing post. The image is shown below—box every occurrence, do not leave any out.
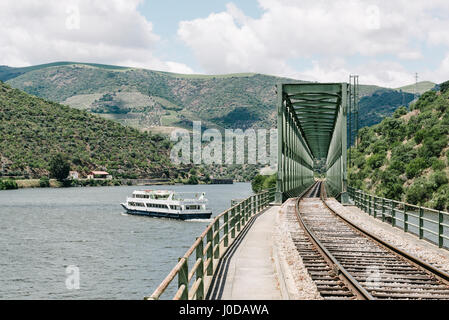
[373,197,377,218]
[236,203,241,232]
[439,211,444,248]
[251,196,254,216]
[404,204,408,233]
[178,258,188,300]
[244,199,248,223]
[391,201,396,227]
[231,207,236,239]
[418,207,423,239]
[363,192,366,212]
[195,239,204,300]
[206,228,213,276]
[241,201,246,225]
[381,198,385,222]
[224,211,229,247]
[214,219,219,259]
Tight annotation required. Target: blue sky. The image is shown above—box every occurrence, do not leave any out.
[1,0,449,87]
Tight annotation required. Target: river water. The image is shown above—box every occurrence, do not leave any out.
[0,183,252,299]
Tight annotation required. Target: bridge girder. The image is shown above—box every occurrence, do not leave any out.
[275,83,348,203]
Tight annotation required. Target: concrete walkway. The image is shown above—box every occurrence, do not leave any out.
[208,205,282,300]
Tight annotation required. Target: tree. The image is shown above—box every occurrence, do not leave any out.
[186,175,199,185]
[49,154,71,181]
[440,80,449,94]
[251,174,265,193]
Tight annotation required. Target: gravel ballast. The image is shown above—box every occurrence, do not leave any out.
[273,199,322,300]
[326,199,449,273]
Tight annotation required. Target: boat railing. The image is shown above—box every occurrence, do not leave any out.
[145,187,276,300]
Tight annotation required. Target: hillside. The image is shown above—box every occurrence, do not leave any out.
[348,80,449,211]
[3,63,302,131]
[1,62,407,133]
[396,81,437,95]
[0,81,179,180]
[358,89,415,128]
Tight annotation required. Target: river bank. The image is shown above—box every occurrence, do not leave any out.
[1,177,235,190]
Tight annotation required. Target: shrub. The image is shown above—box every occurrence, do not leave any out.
[393,106,407,118]
[0,179,18,190]
[428,185,449,211]
[406,179,429,205]
[441,80,449,94]
[405,157,427,179]
[414,130,425,144]
[429,171,448,190]
[251,175,265,193]
[186,175,199,185]
[432,159,445,171]
[39,177,50,188]
[251,174,276,193]
[367,153,385,169]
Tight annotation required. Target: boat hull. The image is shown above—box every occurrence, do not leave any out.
[121,204,212,220]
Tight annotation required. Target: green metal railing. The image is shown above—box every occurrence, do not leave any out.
[348,186,449,249]
[145,188,276,300]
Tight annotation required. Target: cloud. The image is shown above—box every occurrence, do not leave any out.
[0,0,192,74]
[177,0,449,87]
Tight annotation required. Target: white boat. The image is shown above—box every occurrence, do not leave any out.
[120,189,212,220]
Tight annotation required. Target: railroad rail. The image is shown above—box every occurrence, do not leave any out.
[293,181,449,300]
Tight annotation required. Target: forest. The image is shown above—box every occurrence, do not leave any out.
[348,81,449,210]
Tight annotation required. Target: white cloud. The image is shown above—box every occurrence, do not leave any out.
[0,0,192,74]
[177,0,449,87]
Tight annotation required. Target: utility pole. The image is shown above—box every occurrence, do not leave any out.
[348,74,359,168]
[349,75,359,148]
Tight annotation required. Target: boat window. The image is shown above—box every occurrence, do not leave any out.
[129,202,145,207]
[154,195,169,200]
[185,205,200,210]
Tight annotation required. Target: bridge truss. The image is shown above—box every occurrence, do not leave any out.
[275,82,352,203]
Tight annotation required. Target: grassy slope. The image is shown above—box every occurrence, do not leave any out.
[2,62,395,132]
[358,89,415,129]
[0,81,178,179]
[4,63,300,131]
[395,81,437,95]
[348,85,449,210]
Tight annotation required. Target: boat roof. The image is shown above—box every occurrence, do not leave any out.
[133,189,173,194]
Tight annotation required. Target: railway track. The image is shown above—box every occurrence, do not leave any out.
[292,181,449,300]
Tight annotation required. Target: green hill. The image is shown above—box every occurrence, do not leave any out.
[0,81,179,180]
[395,81,437,95]
[1,62,409,133]
[358,89,415,129]
[3,63,304,131]
[348,80,449,210]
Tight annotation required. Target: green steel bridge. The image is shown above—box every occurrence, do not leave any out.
[275,80,359,203]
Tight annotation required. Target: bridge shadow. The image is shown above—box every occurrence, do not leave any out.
[205,208,268,300]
